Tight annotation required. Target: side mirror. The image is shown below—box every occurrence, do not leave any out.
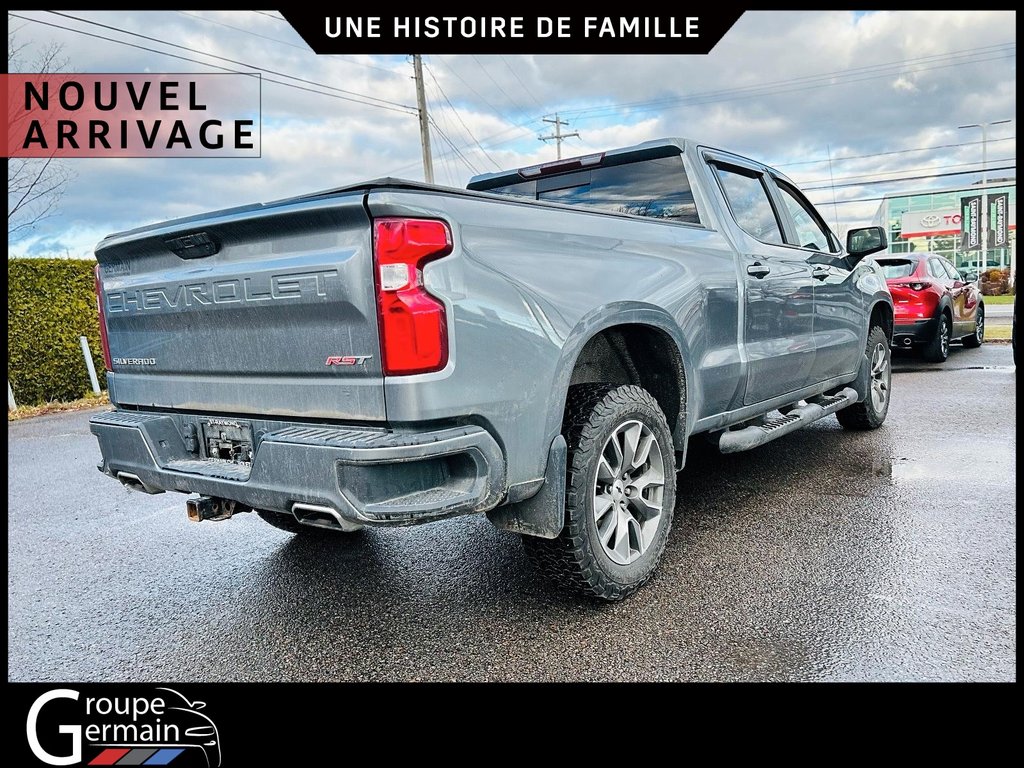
[962,269,979,282]
[846,226,888,263]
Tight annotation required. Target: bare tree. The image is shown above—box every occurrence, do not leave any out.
[8,29,76,238]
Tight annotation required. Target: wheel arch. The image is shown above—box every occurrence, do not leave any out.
[545,304,694,452]
[868,299,894,342]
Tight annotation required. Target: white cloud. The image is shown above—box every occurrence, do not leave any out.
[6,10,1016,256]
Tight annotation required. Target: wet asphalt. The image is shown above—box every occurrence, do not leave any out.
[8,344,1016,682]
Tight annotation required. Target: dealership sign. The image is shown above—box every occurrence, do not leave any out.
[900,209,962,238]
[900,202,1016,241]
[990,192,1010,248]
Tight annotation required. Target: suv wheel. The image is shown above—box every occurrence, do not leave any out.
[922,312,951,363]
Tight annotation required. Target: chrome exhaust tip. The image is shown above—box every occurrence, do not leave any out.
[291,502,364,532]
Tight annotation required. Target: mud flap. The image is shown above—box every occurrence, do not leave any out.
[486,435,566,539]
[851,346,872,403]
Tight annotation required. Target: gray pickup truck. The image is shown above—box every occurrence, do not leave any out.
[91,138,893,600]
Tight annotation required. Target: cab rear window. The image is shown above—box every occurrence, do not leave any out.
[481,156,701,225]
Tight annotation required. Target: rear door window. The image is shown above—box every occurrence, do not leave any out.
[711,165,785,245]
[774,179,837,252]
[928,258,949,281]
[939,259,962,281]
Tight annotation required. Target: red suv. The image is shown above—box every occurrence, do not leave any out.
[871,253,985,362]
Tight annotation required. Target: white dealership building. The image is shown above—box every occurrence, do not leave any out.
[871,179,1016,292]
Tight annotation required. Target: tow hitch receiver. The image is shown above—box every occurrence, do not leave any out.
[186,495,251,522]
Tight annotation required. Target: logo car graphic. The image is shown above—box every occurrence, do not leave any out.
[88,689,220,768]
[919,214,942,228]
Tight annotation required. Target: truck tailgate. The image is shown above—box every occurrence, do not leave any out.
[95,193,385,421]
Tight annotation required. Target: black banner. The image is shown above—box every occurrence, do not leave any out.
[11,683,463,766]
[961,194,981,252]
[279,12,745,54]
[989,192,1009,248]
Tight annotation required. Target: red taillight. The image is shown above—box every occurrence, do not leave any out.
[373,218,453,375]
[893,281,930,291]
[94,265,112,371]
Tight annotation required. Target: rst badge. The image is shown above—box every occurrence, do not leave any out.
[325,355,372,366]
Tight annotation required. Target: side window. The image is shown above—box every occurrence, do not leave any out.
[774,179,836,252]
[928,258,948,280]
[940,259,962,282]
[712,165,784,245]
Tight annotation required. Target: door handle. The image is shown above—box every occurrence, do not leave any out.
[811,266,830,280]
[747,263,771,278]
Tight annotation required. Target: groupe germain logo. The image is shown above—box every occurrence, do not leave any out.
[26,688,220,767]
[919,214,942,228]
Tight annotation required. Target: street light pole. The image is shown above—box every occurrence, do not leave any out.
[958,119,1011,283]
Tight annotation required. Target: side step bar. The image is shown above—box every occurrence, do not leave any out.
[717,388,858,454]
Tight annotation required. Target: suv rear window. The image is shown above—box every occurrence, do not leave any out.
[479,155,701,225]
[873,258,916,279]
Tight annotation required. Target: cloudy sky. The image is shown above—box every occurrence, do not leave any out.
[6,10,1017,258]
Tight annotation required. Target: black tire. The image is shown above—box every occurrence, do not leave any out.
[523,384,676,601]
[961,304,984,348]
[256,509,363,536]
[922,312,951,363]
[837,326,891,431]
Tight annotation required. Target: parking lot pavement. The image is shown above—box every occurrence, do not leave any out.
[8,343,1015,682]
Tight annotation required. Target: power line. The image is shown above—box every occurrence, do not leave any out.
[794,157,1015,187]
[563,42,1015,121]
[9,13,417,116]
[500,55,544,111]
[252,11,287,23]
[470,54,533,118]
[431,56,534,133]
[176,10,403,77]
[428,116,481,177]
[424,64,501,170]
[576,51,1015,122]
[177,11,310,51]
[403,43,1016,171]
[772,136,1015,169]
[801,164,1015,192]
[43,11,416,112]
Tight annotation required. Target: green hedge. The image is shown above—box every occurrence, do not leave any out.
[8,258,107,406]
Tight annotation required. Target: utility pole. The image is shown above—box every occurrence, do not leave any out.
[958,119,1011,283]
[539,113,579,160]
[412,54,434,184]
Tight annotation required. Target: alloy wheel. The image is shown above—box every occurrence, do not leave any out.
[593,420,665,565]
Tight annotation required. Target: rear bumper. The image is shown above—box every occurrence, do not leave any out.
[90,410,506,526]
[892,317,938,347]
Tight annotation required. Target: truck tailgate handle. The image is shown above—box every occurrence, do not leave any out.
[746,263,771,278]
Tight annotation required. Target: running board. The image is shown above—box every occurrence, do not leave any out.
[717,387,858,454]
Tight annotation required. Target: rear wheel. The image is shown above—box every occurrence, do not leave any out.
[257,509,363,536]
[961,304,984,348]
[837,326,891,431]
[523,384,676,601]
[922,312,951,362]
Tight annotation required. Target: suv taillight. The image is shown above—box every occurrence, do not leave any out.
[94,265,112,371]
[373,218,453,375]
[894,281,930,291]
